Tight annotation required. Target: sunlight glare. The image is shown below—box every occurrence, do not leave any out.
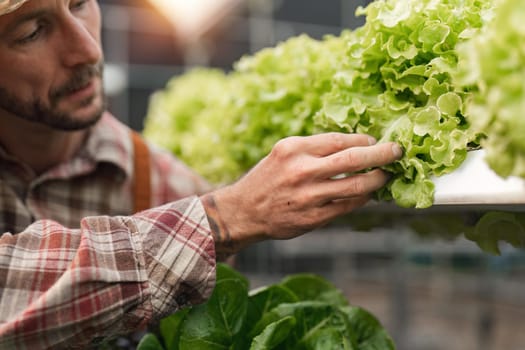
[148,0,240,41]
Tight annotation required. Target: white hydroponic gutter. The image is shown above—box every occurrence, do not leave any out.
[432,150,525,206]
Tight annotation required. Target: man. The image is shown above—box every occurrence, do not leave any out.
[0,0,403,348]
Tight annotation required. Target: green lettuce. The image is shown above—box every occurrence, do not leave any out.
[144,34,349,184]
[226,34,349,171]
[137,263,395,350]
[314,0,494,208]
[454,0,525,178]
[144,0,497,209]
[143,68,244,184]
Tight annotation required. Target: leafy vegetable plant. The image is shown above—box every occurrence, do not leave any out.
[137,264,396,350]
[144,0,496,209]
[315,0,494,208]
[454,0,525,178]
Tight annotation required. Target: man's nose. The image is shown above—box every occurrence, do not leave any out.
[58,18,102,68]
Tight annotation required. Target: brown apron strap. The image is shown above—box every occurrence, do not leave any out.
[131,130,151,213]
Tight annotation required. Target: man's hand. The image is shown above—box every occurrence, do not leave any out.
[201,133,403,259]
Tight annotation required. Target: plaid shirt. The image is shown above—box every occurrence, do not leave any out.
[0,113,216,349]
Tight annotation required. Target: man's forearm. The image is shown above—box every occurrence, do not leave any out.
[0,197,215,349]
[201,192,244,261]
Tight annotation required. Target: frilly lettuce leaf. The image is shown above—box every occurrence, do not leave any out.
[315,0,494,208]
[143,68,244,184]
[454,0,525,178]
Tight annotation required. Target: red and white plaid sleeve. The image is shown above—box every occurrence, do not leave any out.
[0,196,216,349]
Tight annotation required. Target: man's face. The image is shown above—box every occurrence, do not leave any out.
[0,0,105,131]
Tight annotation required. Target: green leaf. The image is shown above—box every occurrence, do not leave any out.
[466,212,525,255]
[376,0,410,28]
[390,176,434,209]
[358,330,397,350]
[216,263,250,290]
[137,333,165,350]
[245,284,298,338]
[178,278,248,350]
[300,328,355,350]
[340,306,395,349]
[279,274,348,306]
[249,316,296,350]
[436,92,462,116]
[159,308,189,350]
[266,301,358,350]
[413,106,441,137]
[418,22,451,51]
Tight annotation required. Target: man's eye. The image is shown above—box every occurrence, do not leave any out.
[71,0,90,11]
[17,25,42,44]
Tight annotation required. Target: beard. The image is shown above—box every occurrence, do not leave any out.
[0,62,106,131]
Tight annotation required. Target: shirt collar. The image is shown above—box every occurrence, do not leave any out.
[82,111,134,180]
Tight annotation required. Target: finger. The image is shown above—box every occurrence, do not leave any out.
[314,194,372,224]
[313,168,390,203]
[316,142,402,179]
[329,195,372,216]
[288,132,377,156]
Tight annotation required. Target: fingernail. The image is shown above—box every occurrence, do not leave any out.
[368,136,377,145]
[392,144,403,158]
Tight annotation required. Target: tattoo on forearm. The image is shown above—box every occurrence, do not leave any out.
[202,194,236,260]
